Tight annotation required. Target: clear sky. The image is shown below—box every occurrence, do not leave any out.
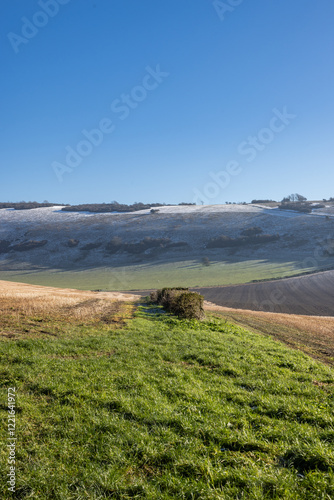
[1,0,334,205]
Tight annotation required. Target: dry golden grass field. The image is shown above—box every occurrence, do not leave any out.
[0,280,140,339]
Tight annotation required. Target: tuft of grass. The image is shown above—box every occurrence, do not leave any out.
[0,303,334,498]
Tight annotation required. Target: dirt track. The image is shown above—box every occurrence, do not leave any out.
[193,269,334,316]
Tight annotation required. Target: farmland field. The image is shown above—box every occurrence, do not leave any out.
[0,258,313,291]
[195,268,334,316]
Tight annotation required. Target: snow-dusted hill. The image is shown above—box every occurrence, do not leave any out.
[0,204,333,273]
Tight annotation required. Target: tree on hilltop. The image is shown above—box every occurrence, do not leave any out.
[282,193,307,203]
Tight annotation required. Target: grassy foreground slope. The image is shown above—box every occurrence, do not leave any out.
[1,304,334,498]
[205,304,334,368]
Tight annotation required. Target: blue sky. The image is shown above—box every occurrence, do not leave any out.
[1,0,334,205]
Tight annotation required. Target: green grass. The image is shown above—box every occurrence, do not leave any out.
[1,305,334,498]
[0,258,317,291]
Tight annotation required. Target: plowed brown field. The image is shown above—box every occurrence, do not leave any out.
[194,269,334,316]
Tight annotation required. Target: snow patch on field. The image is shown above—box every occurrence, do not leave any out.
[0,203,263,223]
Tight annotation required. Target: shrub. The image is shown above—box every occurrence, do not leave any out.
[161,288,187,311]
[106,237,123,253]
[149,290,159,303]
[150,288,204,320]
[125,238,171,254]
[241,227,263,237]
[151,287,188,308]
[206,235,237,248]
[279,202,312,213]
[11,240,48,252]
[171,292,205,320]
[166,241,189,249]
[247,234,280,244]
[81,242,102,250]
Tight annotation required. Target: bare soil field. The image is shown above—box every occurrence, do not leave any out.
[194,269,334,316]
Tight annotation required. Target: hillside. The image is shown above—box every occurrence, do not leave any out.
[1,204,334,291]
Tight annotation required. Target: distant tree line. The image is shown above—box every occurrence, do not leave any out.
[61,202,195,213]
[206,227,280,248]
[0,201,67,210]
[105,236,188,254]
[0,201,195,212]
[225,201,247,205]
[251,199,276,204]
